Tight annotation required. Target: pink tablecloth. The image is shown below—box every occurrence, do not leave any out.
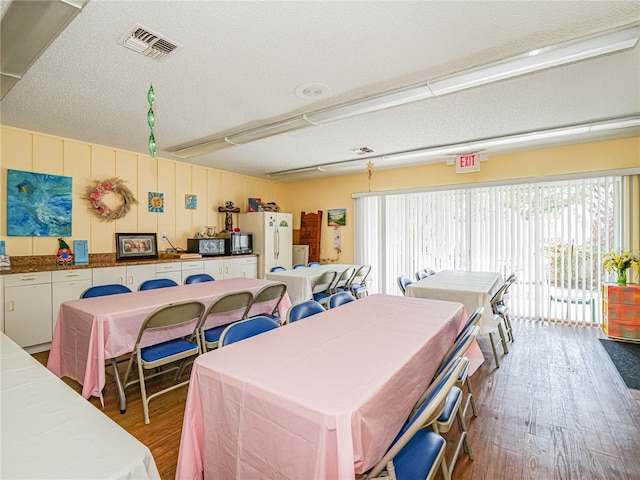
[47,278,291,402]
[176,294,463,480]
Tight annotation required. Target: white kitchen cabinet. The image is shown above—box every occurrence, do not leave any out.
[239,256,258,279]
[203,256,257,279]
[4,272,52,348]
[52,269,92,332]
[180,260,204,284]
[155,262,182,285]
[91,264,157,291]
[0,276,4,334]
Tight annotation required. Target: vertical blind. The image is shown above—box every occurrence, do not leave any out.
[355,175,624,325]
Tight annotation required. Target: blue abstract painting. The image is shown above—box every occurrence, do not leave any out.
[7,169,72,236]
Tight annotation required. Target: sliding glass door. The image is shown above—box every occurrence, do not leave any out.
[355,175,624,325]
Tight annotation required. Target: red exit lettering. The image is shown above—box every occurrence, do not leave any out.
[459,154,476,168]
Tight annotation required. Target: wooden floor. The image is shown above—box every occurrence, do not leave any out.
[34,319,640,480]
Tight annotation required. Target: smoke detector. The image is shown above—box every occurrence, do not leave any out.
[351,147,374,155]
[118,24,181,61]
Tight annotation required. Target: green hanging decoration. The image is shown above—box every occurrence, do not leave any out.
[147,84,156,157]
[148,132,156,158]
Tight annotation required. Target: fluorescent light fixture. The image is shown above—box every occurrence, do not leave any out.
[1,0,89,99]
[429,25,640,95]
[267,115,639,177]
[170,137,236,158]
[305,84,434,124]
[589,116,640,132]
[171,24,639,159]
[226,116,314,144]
[268,166,326,177]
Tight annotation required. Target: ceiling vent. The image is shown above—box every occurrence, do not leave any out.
[118,24,181,61]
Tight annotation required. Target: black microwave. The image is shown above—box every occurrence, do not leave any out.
[226,232,253,255]
[187,238,226,256]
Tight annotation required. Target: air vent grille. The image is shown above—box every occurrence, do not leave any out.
[118,24,181,61]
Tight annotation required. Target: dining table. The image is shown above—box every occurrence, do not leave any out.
[405,269,503,334]
[265,263,358,304]
[176,293,464,480]
[47,277,291,410]
[1,332,160,479]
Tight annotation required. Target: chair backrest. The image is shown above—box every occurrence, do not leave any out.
[425,268,437,276]
[293,264,307,269]
[202,290,254,321]
[270,266,286,272]
[328,291,356,309]
[249,282,287,316]
[434,325,480,379]
[184,273,215,284]
[312,270,337,294]
[308,262,321,267]
[368,357,468,479]
[350,264,371,287]
[490,280,511,310]
[139,278,179,291]
[397,275,413,294]
[453,306,484,344]
[81,284,132,298]
[135,300,206,344]
[415,270,429,281]
[285,300,325,324]
[219,316,280,347]
[332,267,356,292]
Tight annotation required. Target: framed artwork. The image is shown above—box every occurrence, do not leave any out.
[115,233,158,261]
[248,197,261,212]
[148,192,164,213]
[185,194,197,210]
[328,208,346,226]
[6,169,72,236]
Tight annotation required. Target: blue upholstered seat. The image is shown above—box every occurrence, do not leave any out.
[185,273,215,284]
[139,278,179,290]
[81,284,132,298]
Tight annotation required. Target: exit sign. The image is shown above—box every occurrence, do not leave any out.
[456,153,480,173]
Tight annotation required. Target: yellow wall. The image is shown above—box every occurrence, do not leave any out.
[0,126,286,255]
[284,137,640,263]
[2,125,638,259]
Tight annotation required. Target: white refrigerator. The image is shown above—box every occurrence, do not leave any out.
[238,212,293,278]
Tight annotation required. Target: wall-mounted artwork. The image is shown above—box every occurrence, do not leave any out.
[185,194,197,210]
[327,208,346,226]
[7,169,72,236]
[148,192,164,213]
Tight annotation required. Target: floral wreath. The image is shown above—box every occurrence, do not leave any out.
[83,177,138,221]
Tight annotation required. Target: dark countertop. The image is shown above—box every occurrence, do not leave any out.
[1,253,256,275]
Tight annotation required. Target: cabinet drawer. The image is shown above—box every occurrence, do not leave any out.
[239,256,257,265]
[52,269,92,283]
[156,262,181,273]
[4,271,52,287]
[181,260,204,271]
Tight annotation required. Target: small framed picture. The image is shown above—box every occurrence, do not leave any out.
[115,233,158,261]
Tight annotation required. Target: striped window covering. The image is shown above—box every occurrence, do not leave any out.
[355,175,633,326]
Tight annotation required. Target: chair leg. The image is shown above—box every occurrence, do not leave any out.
[504,314,514,342]
[465,377,478,417]
[488,332,500,368]
[136,353,151,425]
[497,321,509,354]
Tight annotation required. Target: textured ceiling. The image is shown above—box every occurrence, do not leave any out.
[1,1,639,181]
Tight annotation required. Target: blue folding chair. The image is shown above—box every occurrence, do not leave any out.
[185,273,215,284]
[139,278,179,290]
[270,266,286,272]
[293,264,307,269]
[219,316,280,347]
[308,262,321,267]
[81,284,132,298]
[328,291,356,309]
[285,300,325,324]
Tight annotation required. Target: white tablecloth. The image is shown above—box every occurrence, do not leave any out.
[176,294,462,479]
[0,332,160,479]
[265,264,358,304]
[405,269,503,334]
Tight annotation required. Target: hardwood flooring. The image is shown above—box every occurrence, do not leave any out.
[33,319,640,480]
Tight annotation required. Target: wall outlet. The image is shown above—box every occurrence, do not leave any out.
[161,232,167,240]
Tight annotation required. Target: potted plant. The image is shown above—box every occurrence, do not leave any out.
[602,249,640,286]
